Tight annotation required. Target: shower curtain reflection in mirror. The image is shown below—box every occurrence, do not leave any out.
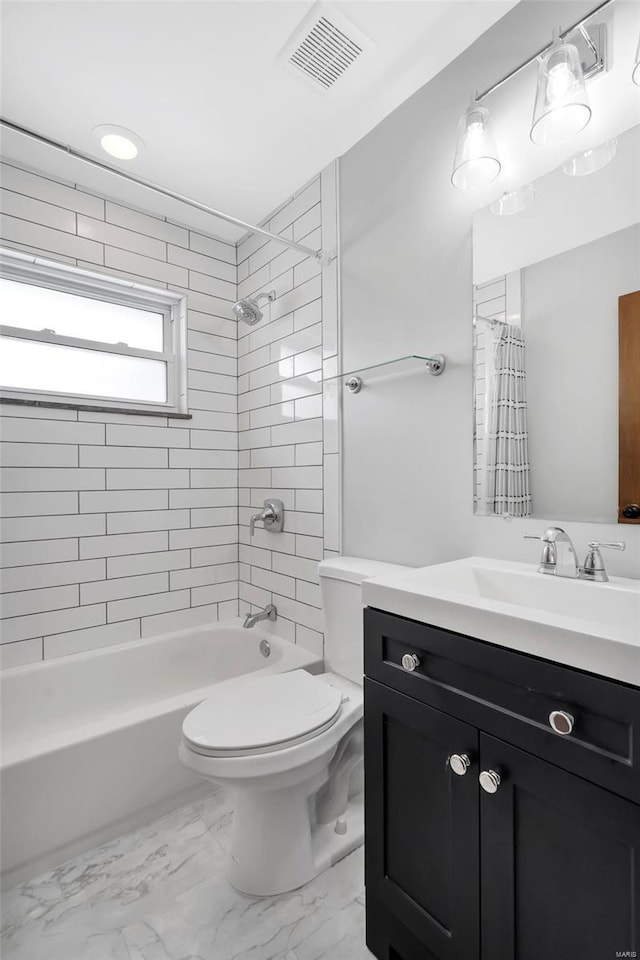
[487,326,531,516]
[476,319,531,517]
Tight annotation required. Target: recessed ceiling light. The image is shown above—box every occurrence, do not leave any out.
[101,134,137,160]
[92,124,144,161]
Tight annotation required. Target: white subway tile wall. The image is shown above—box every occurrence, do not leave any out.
[473,277,507,515]
[0,160,340,667]
[237,167,339,658]
[0,161,239,667]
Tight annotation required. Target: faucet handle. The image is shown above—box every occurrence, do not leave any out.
[588,541,625,551]
[249,498,284,538]
[525,526,572,544]
[580,542,625,583]
[523,532,557,572]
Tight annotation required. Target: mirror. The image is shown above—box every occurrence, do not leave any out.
[472,124,640,523]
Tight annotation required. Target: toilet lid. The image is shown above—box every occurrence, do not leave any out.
[182,670,343,757]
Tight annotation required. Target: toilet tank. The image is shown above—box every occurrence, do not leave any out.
[318,557,411,684]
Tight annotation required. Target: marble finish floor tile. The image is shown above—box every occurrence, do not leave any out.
[1,791,372,960]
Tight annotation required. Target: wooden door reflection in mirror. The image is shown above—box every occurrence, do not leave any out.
[619,290,640,524]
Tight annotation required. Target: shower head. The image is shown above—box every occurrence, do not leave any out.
[232,290,276,326]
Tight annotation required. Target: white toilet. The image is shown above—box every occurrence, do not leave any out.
[179,556,405,896]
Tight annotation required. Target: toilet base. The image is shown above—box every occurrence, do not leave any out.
[178,673,365,898]
[228,789,364,897]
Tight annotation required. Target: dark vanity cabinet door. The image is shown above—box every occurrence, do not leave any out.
[365,611,640,960]
[480,734,640,960]
[364,679,480,960]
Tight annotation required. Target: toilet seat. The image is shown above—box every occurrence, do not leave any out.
[182,669,344,758]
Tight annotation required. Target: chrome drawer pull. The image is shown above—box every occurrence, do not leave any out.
[549,710,574,736]
[401,653,420,672]
[479,769,501,794]
[449,753,471,776]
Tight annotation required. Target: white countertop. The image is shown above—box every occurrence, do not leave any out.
[363,556,640,687]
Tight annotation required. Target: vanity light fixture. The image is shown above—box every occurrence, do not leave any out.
[562,137,618,176]
[489,184,535,216]
[451,101,501,190]
[452,0,611,190]
[530,30,591,144]
[92,124,144,160]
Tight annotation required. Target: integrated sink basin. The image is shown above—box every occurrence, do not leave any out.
[363,557,640,686]
[415,561,638,632]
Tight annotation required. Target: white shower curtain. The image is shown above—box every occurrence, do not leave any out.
[486,326,532,517]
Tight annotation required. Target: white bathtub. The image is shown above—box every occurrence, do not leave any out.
[0,619,322,889]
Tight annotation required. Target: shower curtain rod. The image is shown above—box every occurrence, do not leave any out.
[0,117,328,263]
[474,314,508,328]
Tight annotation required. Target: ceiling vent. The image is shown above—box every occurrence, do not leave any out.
[279,2,373,93]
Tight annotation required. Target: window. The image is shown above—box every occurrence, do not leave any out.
[0,249,188,415]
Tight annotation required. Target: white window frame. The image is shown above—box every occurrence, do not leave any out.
[0,248,188,416]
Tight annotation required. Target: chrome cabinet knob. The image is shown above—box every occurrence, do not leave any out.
[449,753,471,776]
[401,653,420,672]
[479,769,501,794]
[549,710,574,736]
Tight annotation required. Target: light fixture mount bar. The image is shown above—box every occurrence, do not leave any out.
[476,0,613,102]
[0,117,329,263]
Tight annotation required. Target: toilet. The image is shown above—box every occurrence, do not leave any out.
[178,556,406,896]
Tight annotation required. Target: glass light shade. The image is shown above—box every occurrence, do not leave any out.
[562,138,618,176]
[451,103,501,190]
[530,37,591,144]
[489,184,535,216]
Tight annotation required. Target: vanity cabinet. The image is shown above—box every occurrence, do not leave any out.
[364,608,640,960]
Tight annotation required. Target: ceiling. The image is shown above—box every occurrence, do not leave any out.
[0,0,518,242]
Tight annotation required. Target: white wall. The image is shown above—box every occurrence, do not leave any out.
[524,225,639,522]
[0,162,240,668]
[338,0,640,579]
[473,124,640,285]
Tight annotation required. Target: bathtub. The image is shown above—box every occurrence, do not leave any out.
[0,619,322,889]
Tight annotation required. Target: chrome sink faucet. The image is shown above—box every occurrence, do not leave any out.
[524,527,625,582]
[524,526,579,578]
[243,603,277,629]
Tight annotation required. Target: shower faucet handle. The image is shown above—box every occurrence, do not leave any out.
[249,498,284,538]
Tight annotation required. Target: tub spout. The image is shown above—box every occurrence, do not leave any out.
[243,604,277,629]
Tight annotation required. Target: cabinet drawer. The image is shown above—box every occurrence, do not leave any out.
[364,607,640,803]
